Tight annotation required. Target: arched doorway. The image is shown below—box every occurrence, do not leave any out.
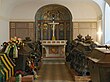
[35,4,73,41]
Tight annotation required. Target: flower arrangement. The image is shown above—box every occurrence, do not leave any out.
[4,37,24,58]
[15,70,24,76]
[9,37,24,48]
[15,70,24,82]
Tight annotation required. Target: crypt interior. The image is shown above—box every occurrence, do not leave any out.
[0,0,110,82]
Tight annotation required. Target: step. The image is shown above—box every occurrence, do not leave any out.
[42,57,65,64]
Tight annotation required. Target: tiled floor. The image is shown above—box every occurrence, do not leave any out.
[35,64,74,82]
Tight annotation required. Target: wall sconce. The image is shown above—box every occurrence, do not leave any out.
[97,31,102,35]
[97,30,102,44]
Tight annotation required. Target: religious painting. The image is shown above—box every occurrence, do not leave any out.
[66,22,71,41]
[10,22,35,41]
[49,46,64,55]
[59,47,64,55]
[49,46,59,54]
[59,23,64,40]
[43,29,48,40]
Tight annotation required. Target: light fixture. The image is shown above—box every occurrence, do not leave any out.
[97,31,102,35]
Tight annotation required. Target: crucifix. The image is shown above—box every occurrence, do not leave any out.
[48,15,59,40]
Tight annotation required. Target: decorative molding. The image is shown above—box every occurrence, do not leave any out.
[73,19,97,22]
[72,18,97,22]
[9,19,34,22]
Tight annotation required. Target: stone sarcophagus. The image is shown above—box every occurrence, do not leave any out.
[87,48,110,82]
[66,34,97,76]
[70,42,91,76]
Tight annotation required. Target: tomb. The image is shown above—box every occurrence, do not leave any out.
[87,47,110,82]
[66,34,98,82]
[0,37,42,81]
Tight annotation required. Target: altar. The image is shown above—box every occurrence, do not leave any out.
[40,40,67,58]
[36,12,72,61]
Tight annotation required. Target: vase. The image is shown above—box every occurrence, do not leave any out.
[15,74,22,82]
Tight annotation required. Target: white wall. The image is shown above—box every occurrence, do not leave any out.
[10,2,38,21]
[71,3,97,21]
[105,3,110,44]
[10,1,98,21]
[0,19,9,49]
[0,0,13,49]
[93,0,106,44]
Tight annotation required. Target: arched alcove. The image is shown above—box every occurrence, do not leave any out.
[35,4,73,41]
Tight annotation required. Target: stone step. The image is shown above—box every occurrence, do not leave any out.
[42,57,65,64]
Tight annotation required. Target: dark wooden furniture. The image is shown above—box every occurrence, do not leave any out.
[67,42,92,76]
[10,22,35,41]
[87,48,110,82]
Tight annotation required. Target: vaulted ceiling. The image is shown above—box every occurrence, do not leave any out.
[0,0,108,19]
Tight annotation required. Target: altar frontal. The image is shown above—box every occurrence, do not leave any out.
[40,40,67,58]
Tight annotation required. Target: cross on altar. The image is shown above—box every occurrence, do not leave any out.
[48,19,59,40]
